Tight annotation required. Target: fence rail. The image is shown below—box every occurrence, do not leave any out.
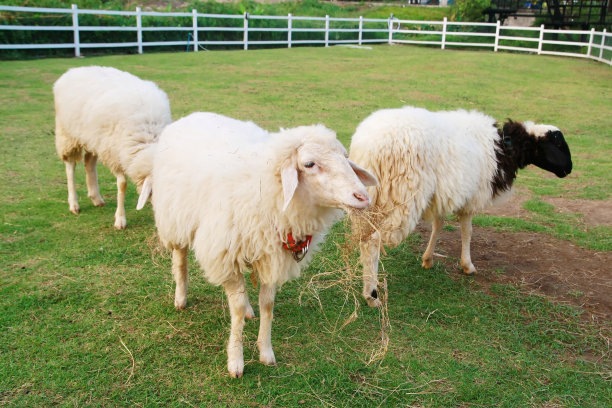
[0,5,610,65]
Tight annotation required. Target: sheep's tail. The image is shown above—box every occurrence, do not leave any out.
[136,176,152,210]
[128,142,156,210]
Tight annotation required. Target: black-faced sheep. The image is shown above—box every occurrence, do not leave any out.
[138,112,377,377]
[53,66,172,229]
[349,106,572,307]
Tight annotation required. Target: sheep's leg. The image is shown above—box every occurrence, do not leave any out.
[223,276,249,378]
[422,217,444,269]
[64,161,80,215]
[361,232,381,308]
[114,173,127,229]
[257,283,276,366]
[84,152,105,207]
[459,214,476,275]
[245,284,255,320]
[172,246,189,310]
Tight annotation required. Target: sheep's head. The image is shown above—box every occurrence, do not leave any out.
[523,122,573,178]
[276,125,378,212]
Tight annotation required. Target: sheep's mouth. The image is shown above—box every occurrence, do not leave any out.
[344,200,371,211]
[556,169,571,178]
[555,164,572,178]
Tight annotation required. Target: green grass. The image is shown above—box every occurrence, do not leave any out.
[1,46,611,406]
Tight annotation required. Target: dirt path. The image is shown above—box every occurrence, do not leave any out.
[412,195,612,321]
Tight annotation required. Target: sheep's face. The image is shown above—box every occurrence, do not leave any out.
[281,135,377,212]
[526,123,573,178]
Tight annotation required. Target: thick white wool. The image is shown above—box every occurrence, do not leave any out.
[349,106,500,246]
[54,66,172,185]
[151,112,348,287]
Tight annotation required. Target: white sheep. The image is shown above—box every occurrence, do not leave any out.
[53,66,172,229]
[138,112,377,378]
[349,106,573,307]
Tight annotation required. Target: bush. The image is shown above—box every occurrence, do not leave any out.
[450,0,491,22]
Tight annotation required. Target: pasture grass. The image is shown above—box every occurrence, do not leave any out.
[1,46,611,406]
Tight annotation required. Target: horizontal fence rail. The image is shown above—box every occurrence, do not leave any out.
[0,5,610,65]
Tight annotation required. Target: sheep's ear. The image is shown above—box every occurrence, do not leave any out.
[136,176,152,210]
[348,159,378,187]
[281,162,299,212]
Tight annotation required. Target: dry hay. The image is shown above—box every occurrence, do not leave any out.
[299,209,392,365]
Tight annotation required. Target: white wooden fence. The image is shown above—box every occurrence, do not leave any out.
[1,5,610,66]
[392,18,611,64]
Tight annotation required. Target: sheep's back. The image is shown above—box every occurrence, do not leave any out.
[53,66,171,173]
[350,107,499,243]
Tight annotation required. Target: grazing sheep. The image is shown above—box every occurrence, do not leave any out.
[53,66,172,229]
[139,112,377,377]
[349,106,572,307]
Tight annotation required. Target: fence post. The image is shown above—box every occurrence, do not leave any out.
[325,15,329,47]
[388,14,393,44]
[243,12,248,50]
[494,20,500,52]
[192,9,198,52]
[288,13,292,48]
[599,29,607,60]
[441,16,447,50]
[358,15,363,46]
[587,27,595,57]
[537,24,544,55]
[71,4,80,57]
[136,7,143,54]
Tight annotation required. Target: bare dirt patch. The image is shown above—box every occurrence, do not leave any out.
[413,211,612,321]
[485,188,612,227]
[482,188,531,219]
[541,197,612,227]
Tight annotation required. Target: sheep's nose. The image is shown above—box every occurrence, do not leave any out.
[354,192,368,202]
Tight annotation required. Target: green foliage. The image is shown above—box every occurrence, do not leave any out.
[362,5,450,21]
[1,0,126,7]
[451,0,491,22]
[1,46,611,406]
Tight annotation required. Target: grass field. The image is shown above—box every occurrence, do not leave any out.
[1,46,611,406]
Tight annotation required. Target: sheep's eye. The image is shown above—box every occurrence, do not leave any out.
[304,161,316,168]
[549,131,562,143]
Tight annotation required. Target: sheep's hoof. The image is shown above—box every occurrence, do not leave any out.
[366,298,382,308]
[245,303,255,320]
[228,369,243,379]
[114,217,127,230]
[422,258,434,269]
[258,349,276,366]
[88,195,105,207]
[69,206,80,215]
[462,264,476,275]
[364,290,381,308]
[174,299,187,310]
[227,360,244,378]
